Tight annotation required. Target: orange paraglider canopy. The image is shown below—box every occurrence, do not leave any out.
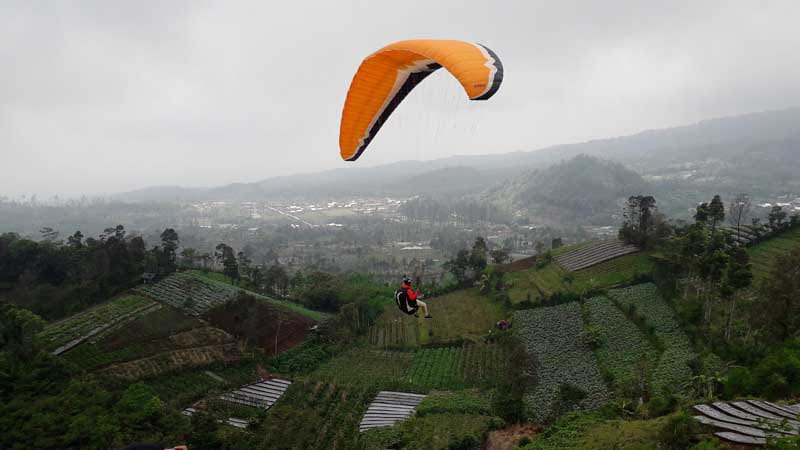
[339,39,504,161]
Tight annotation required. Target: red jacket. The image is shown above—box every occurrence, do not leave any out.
[402,283,417,302]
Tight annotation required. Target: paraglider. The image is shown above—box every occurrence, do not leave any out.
[339,39,504,162]
[395,276,431,319]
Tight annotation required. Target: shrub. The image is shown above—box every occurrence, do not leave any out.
[659,411,700,450]
[648,389,678,417]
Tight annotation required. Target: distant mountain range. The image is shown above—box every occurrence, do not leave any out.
[115,108,800,215]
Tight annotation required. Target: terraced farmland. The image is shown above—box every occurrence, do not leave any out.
[555,240,639,272]
[515,302,609,422]
[64,305,234,372]
[259,380,373,449]
[99,342,241,380]
[407,344,507,390]
[585,296,659,387]
[135,272,239,314]
[607,283,694,394]
[310,348,414,387]
[506,252,653,304]
[38,295,158,354]
[748,226,800,281]
[188,270,328,321]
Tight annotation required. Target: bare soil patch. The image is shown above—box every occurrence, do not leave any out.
[495,256,537,272]
[486,424,541,450]
[204,295,316,356]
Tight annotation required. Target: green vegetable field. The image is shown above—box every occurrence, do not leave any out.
[585,296,659,387]
[607,283,694,394]
[515,302,609,422]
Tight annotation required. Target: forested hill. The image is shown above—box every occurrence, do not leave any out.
[114,107,800,203]
[485,155,652,224]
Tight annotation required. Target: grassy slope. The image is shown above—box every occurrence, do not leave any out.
[506,252,654,304]
[368,288,504,348]
[748,227,800,281]
[187,270,330,321]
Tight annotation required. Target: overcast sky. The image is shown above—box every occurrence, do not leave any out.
[1,1,799,198]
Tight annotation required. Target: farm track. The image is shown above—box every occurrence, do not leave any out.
[555,240,639,272]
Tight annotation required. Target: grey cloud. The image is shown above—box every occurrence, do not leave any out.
[1,0,799,197]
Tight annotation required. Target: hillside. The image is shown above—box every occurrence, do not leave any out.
[487,155,652,224]
[748,227,800,281]
[114,108,800,205]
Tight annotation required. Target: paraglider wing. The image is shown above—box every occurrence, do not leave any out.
[339,39,504,161]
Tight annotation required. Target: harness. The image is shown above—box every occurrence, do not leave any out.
[395,287,418,315]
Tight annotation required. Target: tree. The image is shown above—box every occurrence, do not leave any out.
[444,249,471,285]
[180,247,196,269]
[265,265,289,297]
[708,195,725,231]
[237,251,252,280]
[720,248,753,341]
[39,227,59,243]
[534,241,545,255]
[66,231,84,248]
[469,237,488,272]
[756,245,800,342]
[0,303,46,364]
[620,195,658,247]
[216,243,239,283]
[160,228,179,274]
[490,248,510,264]
[769,206,788,230]
[728,193,751,243]
[694,202,710,224]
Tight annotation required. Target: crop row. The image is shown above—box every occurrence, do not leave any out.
[607,283,694,395]
[407,344,506,390]
[585,296,659,387]
[135,273,238,314]
[38,295,155,349]
[514,302,609,423]
[309,348,414,388]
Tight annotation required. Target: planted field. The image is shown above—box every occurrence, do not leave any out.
[585,296,658,386]
[188,270,328,321]
[135,272,238,314]
[38,295,158,353]
[64,306,230,371]
[309,348,413,388]
[407,343,507,390]
[258,381,374,450]
[515,302,608,422]
[555,240,639,272]
[142,355,273,407]
[748,227,800,281]
[367,318,419,348]
[607,283,694,394]
[99,343,241,380]
[360,390,498,450]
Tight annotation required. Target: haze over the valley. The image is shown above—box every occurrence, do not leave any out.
[2,0,799,198]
